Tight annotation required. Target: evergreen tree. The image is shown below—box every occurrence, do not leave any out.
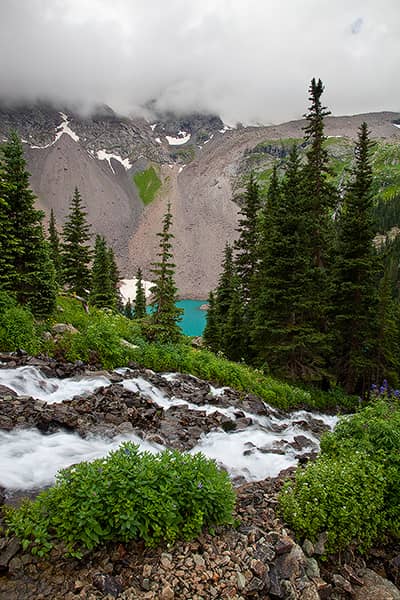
[0,175,17,291]
[61,187,92,297]
[107,246,122,310]
[124,298,133,319]
[215,243,235,322]
[234,173,261,301]
[223,274,245,362]
[372,266,400,387]
[0,132,56,315]
[203,291,219,351]
[134,268,147,319]
[333,123,379,394]
[301,78,337,377]
[234,173,261,360]
[48,208,62,284]
[150,203,182,342]
[252,151,319,378]
[90,235,114,309]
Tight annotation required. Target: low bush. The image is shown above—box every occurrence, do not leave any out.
[279,397,400,553]
[5,443,235,558]
[0,302,39,354]
[279,452,386,553]
[130,341,355,411]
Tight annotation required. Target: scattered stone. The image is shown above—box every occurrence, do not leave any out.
[92,573,123,597]
[51,323,79,335]
[0,537,21,570]
[353,568,400,600]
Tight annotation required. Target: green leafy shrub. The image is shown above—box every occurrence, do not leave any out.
[130,341,355,411]
[279,452,386,553]
[5,443,235,557]
[280,399,400,553]
[0,305,39,354]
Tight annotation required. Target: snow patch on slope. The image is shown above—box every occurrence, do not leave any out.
[30,112,80,149]
[119,278,153,304]
[166,131,191,145]
[96,149,132,173]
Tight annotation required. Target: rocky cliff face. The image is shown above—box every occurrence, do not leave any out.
[1,103,399,297]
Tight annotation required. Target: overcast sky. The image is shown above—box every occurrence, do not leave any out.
[1,0,399,124]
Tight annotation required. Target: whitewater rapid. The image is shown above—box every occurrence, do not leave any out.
[0,366,337,490]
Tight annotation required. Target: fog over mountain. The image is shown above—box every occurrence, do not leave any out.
[1,0,399,124]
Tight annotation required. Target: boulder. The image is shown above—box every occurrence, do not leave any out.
[51,323,79,335]
[353,568,400,600]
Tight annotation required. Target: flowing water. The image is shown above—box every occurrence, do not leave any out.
[0,366,337,491]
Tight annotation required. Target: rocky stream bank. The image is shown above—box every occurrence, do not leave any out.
[0,353,400,599]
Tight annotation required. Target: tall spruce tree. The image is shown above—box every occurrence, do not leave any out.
[48,208,62,284]
[61,187,92,297]
[1,132,56,316]
[90,235,114,308]
[301,78,336,378]
[234,173,261,360]
[252,151,318,378]
[107,246,122,309]
[333,122,378,394]
[234,173,261,301]
[203,291,219,351]
[0,175,16,291]
[210,243,235,354]
[134,268,147,319]
[223,274,245,362]
[150,203,182,342]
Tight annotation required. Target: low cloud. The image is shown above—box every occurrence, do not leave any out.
[0,0,399,124]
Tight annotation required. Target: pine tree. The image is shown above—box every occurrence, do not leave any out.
[124,298,133,319]
[61,187,92,297]
[0,175,17,291]
[203,291,219,351]
[134,268,147,319]
[90,235,114,308]
[234,173,261,301]
[372,265,400,387]
[223,274,245,362]
[252,151,318,377]
[234,173,261,360]
[107,247,122,310]
[48,208,62,284]
[301,78,337,378]
[150,203,182,342]
[333,122,379,394]
[0,132,56,315]
[215,243,235,322]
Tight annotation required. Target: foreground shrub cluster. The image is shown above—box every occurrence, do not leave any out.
[5,443,235,557]
[279,397,400,553]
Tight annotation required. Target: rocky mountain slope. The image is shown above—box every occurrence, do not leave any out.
[1,103,399,298]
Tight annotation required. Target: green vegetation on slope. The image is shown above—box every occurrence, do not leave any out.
[134,166,162,205]
[238,136,400,206]
[280,388,400,553]
[4,443,235,557]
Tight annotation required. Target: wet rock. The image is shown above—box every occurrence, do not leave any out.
[332,573,353,594]
[93,573,123,597]
[0,537,21,570]
[51,323,79,335]
[0,385,17,396]
[353,568,400,600]
[303,539,315,557]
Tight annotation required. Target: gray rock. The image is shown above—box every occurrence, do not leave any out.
[353,568,400,600]
[0,537,21,570]
[51,323,79,335]
[305,557,320,579]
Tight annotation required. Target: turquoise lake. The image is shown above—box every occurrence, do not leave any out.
[147,299,208,336]
[177,300,207,336]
